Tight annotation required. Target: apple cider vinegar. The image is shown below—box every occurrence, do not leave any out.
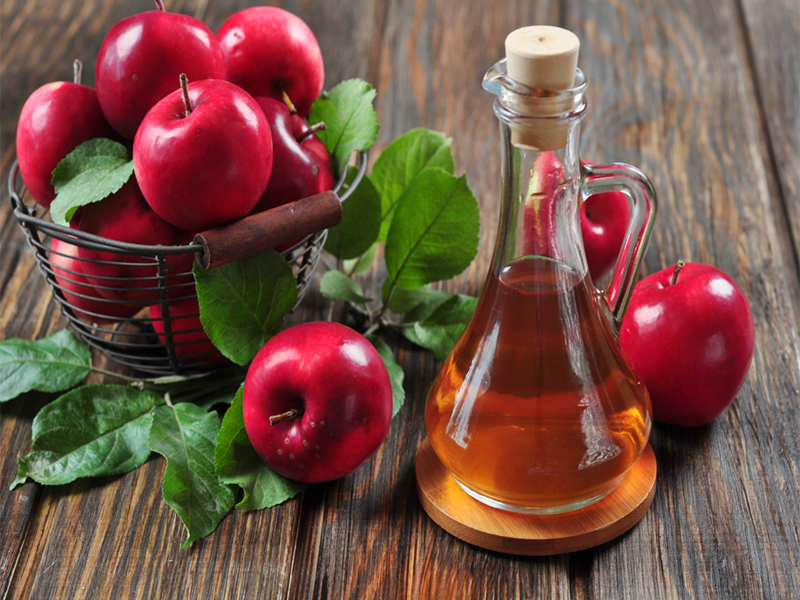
[425,257,652,512]
[420,26,658,516]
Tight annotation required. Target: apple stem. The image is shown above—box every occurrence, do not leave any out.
[180,73,192,117]
[73,59,82,85]
[297,122,327,144]
[670,260,686,286]
[281,90,297,115]
[153,0,165,11]
[269,407,301,426]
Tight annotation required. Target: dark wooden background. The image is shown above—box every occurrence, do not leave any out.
[1,0,799,598]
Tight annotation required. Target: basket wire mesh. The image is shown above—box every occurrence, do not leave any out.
[8,152,367,376]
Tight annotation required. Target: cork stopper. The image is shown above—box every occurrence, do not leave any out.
[504,26,580,150]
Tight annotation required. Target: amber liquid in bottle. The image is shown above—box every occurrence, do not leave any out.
[425,256,652,512]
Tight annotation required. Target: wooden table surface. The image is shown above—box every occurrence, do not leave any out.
[2,0,799,598]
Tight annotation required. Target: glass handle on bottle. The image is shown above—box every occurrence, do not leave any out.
[580,161,658,323]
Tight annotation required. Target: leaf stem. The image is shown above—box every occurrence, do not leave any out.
[375,283,396,323]
[349,302,372,317]
[364,320,383,337]
[92,367,244,401]
[385,321,415,330]
[170,383,235,406]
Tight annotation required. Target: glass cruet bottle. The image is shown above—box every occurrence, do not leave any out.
[424,26,658,514]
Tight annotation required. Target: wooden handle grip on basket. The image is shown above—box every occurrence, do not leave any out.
[193,191,342,270]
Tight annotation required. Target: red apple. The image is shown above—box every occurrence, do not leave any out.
[75,178,195,303]
[96,0,226,139]
[620,261,755,427]
[133,77,273,232]
[149,295,228,367]
[243,322,393,483]
[522,151,562,257]
[49,237,140,323]
[581,187,631,282]
[16,62,117,208]
[217,7,324,118]
[250,96,335,214]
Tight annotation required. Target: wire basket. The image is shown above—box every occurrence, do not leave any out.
[8,153,367,376]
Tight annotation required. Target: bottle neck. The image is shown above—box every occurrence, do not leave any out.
[482,60,589,280]
[491,107,586,278]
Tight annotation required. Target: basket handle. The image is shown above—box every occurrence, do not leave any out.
[193,191,342,269]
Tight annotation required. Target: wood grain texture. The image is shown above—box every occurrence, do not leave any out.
[739,0,800,267]
[0,1,306,598]
[287,0,584,598]
[1,0,799,598]
[7,459,303,599]
[565,0,800,598]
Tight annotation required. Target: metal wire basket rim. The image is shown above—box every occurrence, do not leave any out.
[8,150,368,257]
[42,241,196,273]
[9,150,341,375]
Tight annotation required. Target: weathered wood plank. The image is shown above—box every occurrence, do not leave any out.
[2,0,799,597]
[7,458,304,599]
[564,0,800,597]
[287,1,585,599]
[0,3,182,594]
[739,0,800,269]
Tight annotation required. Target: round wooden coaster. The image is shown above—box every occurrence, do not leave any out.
[415,438,657,555]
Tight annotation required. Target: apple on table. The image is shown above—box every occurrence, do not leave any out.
[620,261,755,427]
[243,322,393,484]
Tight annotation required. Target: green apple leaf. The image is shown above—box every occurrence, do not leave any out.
[384,285,452,321]
[149,402,235,548]
[324,167,381,260]
[0,330,91,403]
[371,129,455,241]
[342,242,378,276]
[320,270,372,304]
[309,79,379,174]
[367,335,405,418]
[215,385,306,511]
[384,168,480,290]
[50,138,134,225]
[193,251,298,366]
[401,294,478,361]
[12,385,163,489]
